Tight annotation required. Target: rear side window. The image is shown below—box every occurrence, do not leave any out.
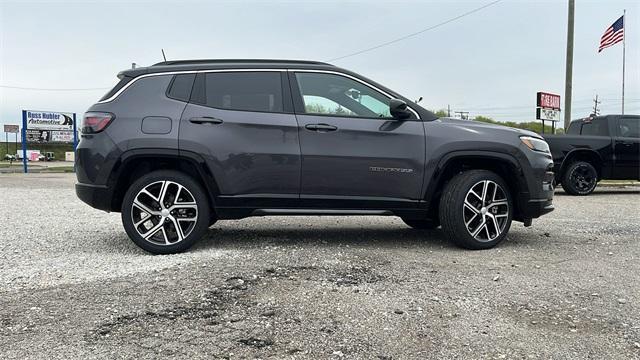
[167,74,195,102]
[580,118,609,136]
[199,72,283,113]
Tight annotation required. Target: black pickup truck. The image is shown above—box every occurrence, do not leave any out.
[543,114,639,195]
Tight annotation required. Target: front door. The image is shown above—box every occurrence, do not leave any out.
[613,116,640,179]
[290,71,425,208]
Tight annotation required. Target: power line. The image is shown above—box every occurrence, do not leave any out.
[0,85,109,91]
[326,0,503,62]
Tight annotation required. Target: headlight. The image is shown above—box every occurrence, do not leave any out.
[520,136,550,154]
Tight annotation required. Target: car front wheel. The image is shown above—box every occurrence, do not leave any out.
[121,170,211,254]
[439,170,513,250]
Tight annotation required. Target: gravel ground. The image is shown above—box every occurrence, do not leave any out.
[0,173,639,359]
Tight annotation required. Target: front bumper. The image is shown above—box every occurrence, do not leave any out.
[76,183,113,212]
[517,151,555,220]
[522,197,554,218]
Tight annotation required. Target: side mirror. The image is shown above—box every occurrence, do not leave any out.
[389,98,412,120]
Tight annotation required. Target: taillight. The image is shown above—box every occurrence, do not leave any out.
[82,112,114,134]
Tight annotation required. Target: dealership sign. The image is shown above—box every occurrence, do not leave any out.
[25,110,75,131]
[536,92,561,122]
[21,109,77,173]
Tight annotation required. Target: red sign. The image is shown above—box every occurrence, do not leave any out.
[537,92,561,110]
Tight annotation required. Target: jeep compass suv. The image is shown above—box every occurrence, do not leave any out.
[76,59,554,254]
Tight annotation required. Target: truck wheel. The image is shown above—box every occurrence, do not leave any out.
[401,218,439,229]
[439,170,513,250]
[121,170,211,254]
[561,161,597,195]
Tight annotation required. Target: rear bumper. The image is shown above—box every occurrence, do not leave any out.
[76,183,113,212]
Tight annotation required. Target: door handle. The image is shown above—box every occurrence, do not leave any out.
[189,116,223,125]
[305,123,338,132]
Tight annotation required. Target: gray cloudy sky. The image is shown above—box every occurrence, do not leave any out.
[0,0,638,127]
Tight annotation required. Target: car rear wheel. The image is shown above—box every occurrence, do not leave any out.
[439,170,513,250]
[401,218,439,229]
[561,161,597,195]
[121,170,210,254]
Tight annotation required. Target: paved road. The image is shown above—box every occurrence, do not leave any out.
[0,173,639,359]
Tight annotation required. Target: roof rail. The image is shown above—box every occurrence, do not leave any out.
[152,59,333,66]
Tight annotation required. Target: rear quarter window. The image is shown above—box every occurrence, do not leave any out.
[166,74,196,102]
[99,77,133,102]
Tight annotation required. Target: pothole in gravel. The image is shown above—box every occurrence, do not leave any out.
[86,275,262,345]
[263,265,384,286]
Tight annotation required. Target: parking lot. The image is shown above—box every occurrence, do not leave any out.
[0,173,639,359]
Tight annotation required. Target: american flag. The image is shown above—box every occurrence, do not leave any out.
[599,15,624,52]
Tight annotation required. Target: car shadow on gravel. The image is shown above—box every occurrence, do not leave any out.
[196,226,451,250]
[191,224,545,253]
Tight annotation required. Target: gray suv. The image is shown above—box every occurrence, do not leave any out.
[76,59,554,254]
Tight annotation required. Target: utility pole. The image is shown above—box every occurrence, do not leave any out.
[592,94,601,116]
[447,104,451,117]
[564,0,575,130]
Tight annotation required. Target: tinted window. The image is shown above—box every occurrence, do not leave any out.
[167,74,195,102]
[99,76,132,101]
[581,118,609,136]
[295,72,392,118]
[203,72,283,113]
[618,117,640,138]
[567,121,581,134]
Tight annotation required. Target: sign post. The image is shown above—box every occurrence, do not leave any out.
[536,92,561,134]
[3,124,19,159]
[21,111,28,173]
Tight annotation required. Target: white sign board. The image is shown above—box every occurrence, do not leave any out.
[25,110,74,131]
[537,108,561,121]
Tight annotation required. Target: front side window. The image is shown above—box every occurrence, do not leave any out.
[581,118,609,136]
[618,118,640,138]
[295,72,392,118]
[199,72,283,113]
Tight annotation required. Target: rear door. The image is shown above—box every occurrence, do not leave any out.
[289,70,425,208]
[613,116,640,179]
[179,70,300,207]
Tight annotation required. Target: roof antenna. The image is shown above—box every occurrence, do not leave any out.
[161,48,167,62]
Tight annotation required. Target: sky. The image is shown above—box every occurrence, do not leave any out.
[1,0,638,130]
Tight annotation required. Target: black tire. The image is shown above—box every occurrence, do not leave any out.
[121,170,211,254]
[439,170,513,250]
[401,218,439,229]
[561,161,597,196]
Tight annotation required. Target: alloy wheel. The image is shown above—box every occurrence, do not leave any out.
[131,181,198,245]
[462,180,510,242]
[570,164,596,192]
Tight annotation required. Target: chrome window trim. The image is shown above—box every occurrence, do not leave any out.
[96,69,285,104]
[96,67,421,120]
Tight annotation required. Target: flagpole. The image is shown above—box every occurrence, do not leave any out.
[622,9,626,115]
